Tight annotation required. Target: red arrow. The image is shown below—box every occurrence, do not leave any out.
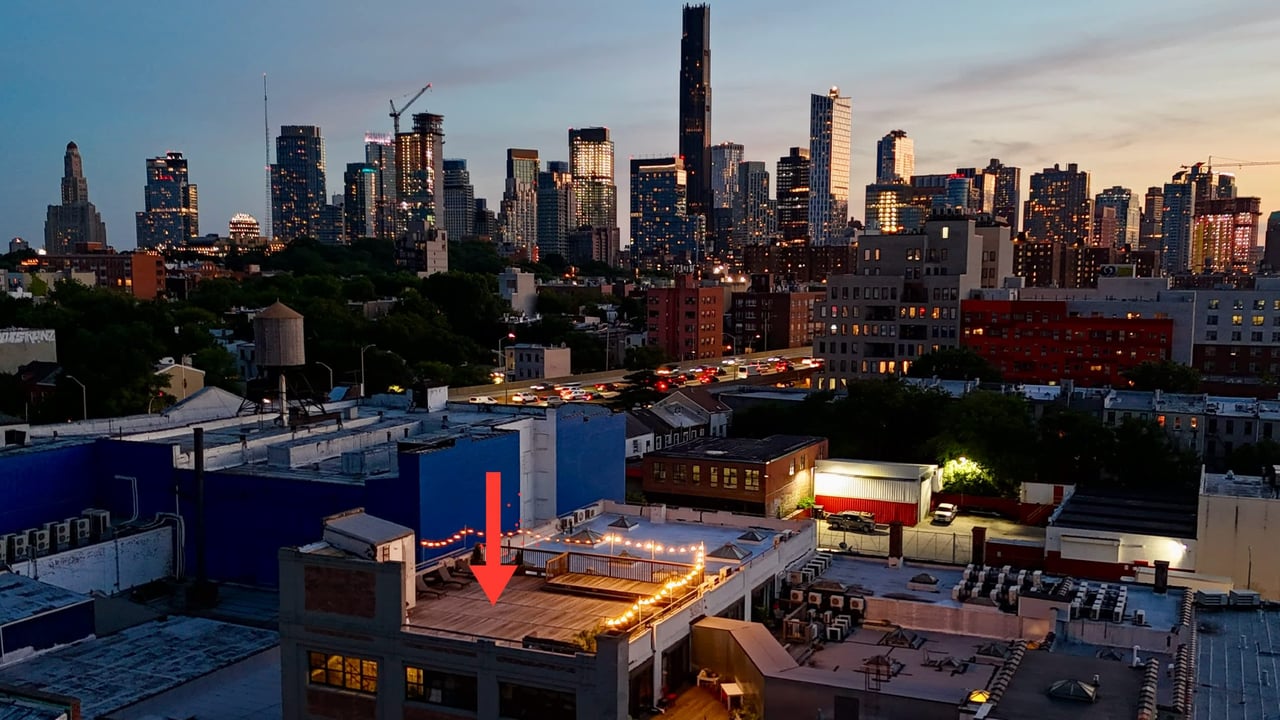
[472,471,516,605]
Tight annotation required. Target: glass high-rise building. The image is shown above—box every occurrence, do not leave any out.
[569,127,616,230]
[364,133,396,240]
[630,156,701,270]
[443,159,475,241]
[679,3,712,225]
[537,161,573,260]
[45,141,107,253]
[271,126,327,242]
[136,151,198,249]
[776,147,810,243]
[1191,197,1262,274]
[396,113,445,233]
[808,87,852,245]
[343,163,378,240]
[875,130,914,184]
[502,148,540,258]
[710,142,744,210]
[984,158,1021,231]
[733,161,773,247]
[1093,186,1140,248]
[1140,186,1164,252]
[1023,163,1092,246]
[864,183,920,235]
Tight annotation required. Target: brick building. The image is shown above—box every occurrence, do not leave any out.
[641,434,828,516]
[35,250,165,299]
[644,274,724,362]
[960,299,1174,387]
[740,243,856,284]
[728,276,823,352]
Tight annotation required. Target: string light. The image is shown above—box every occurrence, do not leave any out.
[604,545,705,629]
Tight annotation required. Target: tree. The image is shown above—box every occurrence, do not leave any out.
[1035,406,1114,486]
[1106,418,1200,493]
[1224,440,1280,475]
[448,241,506,276]
[907,347,1001,382]
[625,345,669,371]
[1121,360,1200,393]
[931,391,1036,496]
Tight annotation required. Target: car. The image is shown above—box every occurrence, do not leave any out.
[509,392,538,403]
[541,395,565,406]
[827,510,878,534]
[529,382,552,391]
[933,503,959,525]
[468,396,498,405]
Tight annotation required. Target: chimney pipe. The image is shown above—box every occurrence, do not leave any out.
[194,427,206,584]
[1154,560,1170,594]
[972,526,988,567]
[888,521,904,566]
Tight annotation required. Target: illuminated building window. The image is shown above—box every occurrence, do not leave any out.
[723,468,738,489]
[1232,315,1243,326]
[744,469,760,492]
[309,652,378,694]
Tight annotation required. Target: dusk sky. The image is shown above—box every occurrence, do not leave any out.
[7,0,1280,248]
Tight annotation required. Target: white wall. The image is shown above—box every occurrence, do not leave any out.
[1046,526,1196,570]
[12,526,174,595]
[1021,482,1074,505]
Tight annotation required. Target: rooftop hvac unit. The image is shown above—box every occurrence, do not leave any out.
[825,625,846,642]
[1134,609,1147,626]
[848,597,866,612]
[0,536,8,566]
[70,517,91,546]
[808,592,823,607]
[787,570,805,585]
[801,569,816,583]
[789,589,805,606]
[7,533,30,562]
[29,529,50,557]
[45,521,71,551]
[82,509,111,540]
[1112,606,1124,623]
[830,595,846,610]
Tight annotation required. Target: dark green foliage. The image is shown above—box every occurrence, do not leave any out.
[906,347,1002,382]
[1120,360,1201,393]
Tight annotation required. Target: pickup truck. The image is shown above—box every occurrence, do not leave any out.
[933,503,959,525]
[827,511,877,534]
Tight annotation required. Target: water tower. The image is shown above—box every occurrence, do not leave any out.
[245,301,323,421]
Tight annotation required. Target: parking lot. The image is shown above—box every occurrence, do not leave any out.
[816,510,1045,566]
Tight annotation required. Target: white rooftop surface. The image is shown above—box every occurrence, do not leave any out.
[100,645,282,720]
[0,616,278,718]
[819,556,967,608]
[803,626,1000,701]
[1202,471,1280,499]
[519,511,785,565]
[0,572,90,627]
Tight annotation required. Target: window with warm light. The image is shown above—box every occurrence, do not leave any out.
[309,651,378,694]
[745,469,760,491]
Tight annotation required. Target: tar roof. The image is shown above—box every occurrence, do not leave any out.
[1194,609,1280,720]
[0,616,277,718]
[1052,491,1198,539]
[0,695,68,720]
[0,573,90,627]
[646,434,824,463]
[991,650,1148,720]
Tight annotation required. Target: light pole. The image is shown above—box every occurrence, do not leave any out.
[360,345,376,400]
[497,332,515,403]
[316,362,334,393]
[65,374,86,421]
[722,331,741,357]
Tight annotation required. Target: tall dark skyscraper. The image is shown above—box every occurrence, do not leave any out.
[984,158,1021,231]
[343,163,378,239]
[364,133,397,240]
[443,159,475,241]
[679,4,712,226]
[1140,186,1164,252]
[1023,163,1091,246]
[733,161,773,247]
[1264,211,1280,272]
[776,147,810,243]
[537,161,573,260]
[569,127,616,230]
[1093,186,1140,248]
[271,126,327,242]
[630,157,700,270]
[396,113,445,234]
[135,151,198,249]
[45,141,107,253]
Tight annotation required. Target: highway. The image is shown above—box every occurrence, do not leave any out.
[448,346,815,402]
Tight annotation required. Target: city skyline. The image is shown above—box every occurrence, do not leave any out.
[5,0,1280,249]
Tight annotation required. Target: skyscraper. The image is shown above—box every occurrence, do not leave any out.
[1140,186,1164,252]
[984,158,1022,231]
[733,161,773,247]
[228,213,261,247]
[1264,211,1280,272]
[135,151,198,249]
[1190,197,1262,274]
[864,183,920,235]
[270,126,327,242]
[569,127,617,230]
[502,148,540,259]
[630,157,701,270]
[45,141,107,253]
[443,159,475,241]
[1023,163,1092,246]
[710,142,744,210]
[396,113,445,232]
[1159,163,1229,274]
[537,161,573,260]
[364,133,397,240]
[875,130,914,184]
[808,87,852,245]
[776,147,810,243]
[679,3,712,225]
[343,163,378,240]
[1093,186,1140,248]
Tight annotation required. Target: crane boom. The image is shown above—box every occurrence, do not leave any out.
[389,83,432,136]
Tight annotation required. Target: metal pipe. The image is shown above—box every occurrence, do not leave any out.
[194,427,207,583]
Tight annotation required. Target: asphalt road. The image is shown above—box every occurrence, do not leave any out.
[450,346,815,402]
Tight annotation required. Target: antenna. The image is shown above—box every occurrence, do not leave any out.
[263,73,271,242]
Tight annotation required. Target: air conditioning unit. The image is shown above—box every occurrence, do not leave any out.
[808,591,823,606]
[29,529,51,557]
[0,536,8,566]
[574,510,586,524]
[825,625,845,642]
[789,589,805,606]
[7,533,30,562]
[70,518,91,545]
[848,597,866,612]
[787,570,805,585]
[830,595,846,610]
[45,521,71,551]
[82,509,111,540]
[1134,609,1147,626]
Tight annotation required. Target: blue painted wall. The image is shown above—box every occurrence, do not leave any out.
[555,407,625,514]
[0,443,96,535]
[93,439,179,524]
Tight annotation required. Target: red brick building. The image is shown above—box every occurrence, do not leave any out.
[728,277,824,352]
[641,434,828,516]
[35,250,165,299]
[961,299,1173,386]
[644,274,724,361]
[741,244,856,284]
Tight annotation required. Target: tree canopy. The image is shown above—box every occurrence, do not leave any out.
[906,347,1002,382]
[1121,360,1201,393]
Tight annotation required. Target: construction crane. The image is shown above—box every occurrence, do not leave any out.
[389,83,432,136]
[1181,156,1280,174]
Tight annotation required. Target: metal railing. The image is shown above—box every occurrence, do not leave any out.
[544,550,699,585]
[817,525,972,566]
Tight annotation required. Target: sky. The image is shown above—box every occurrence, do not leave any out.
[5,0,1280,249]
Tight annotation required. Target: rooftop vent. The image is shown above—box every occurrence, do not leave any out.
[880,628,926,649]
[736,529,766,543]
[1046,679,1099,703]
[706,543,751,561]
[608,516,639,530]
[566,528,605,545]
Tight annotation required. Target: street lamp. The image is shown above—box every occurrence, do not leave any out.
[360,345,376,400]
[316,362,334,393]
[65,374,86,421]
[722,331,741,357]
[497,333,515,404]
